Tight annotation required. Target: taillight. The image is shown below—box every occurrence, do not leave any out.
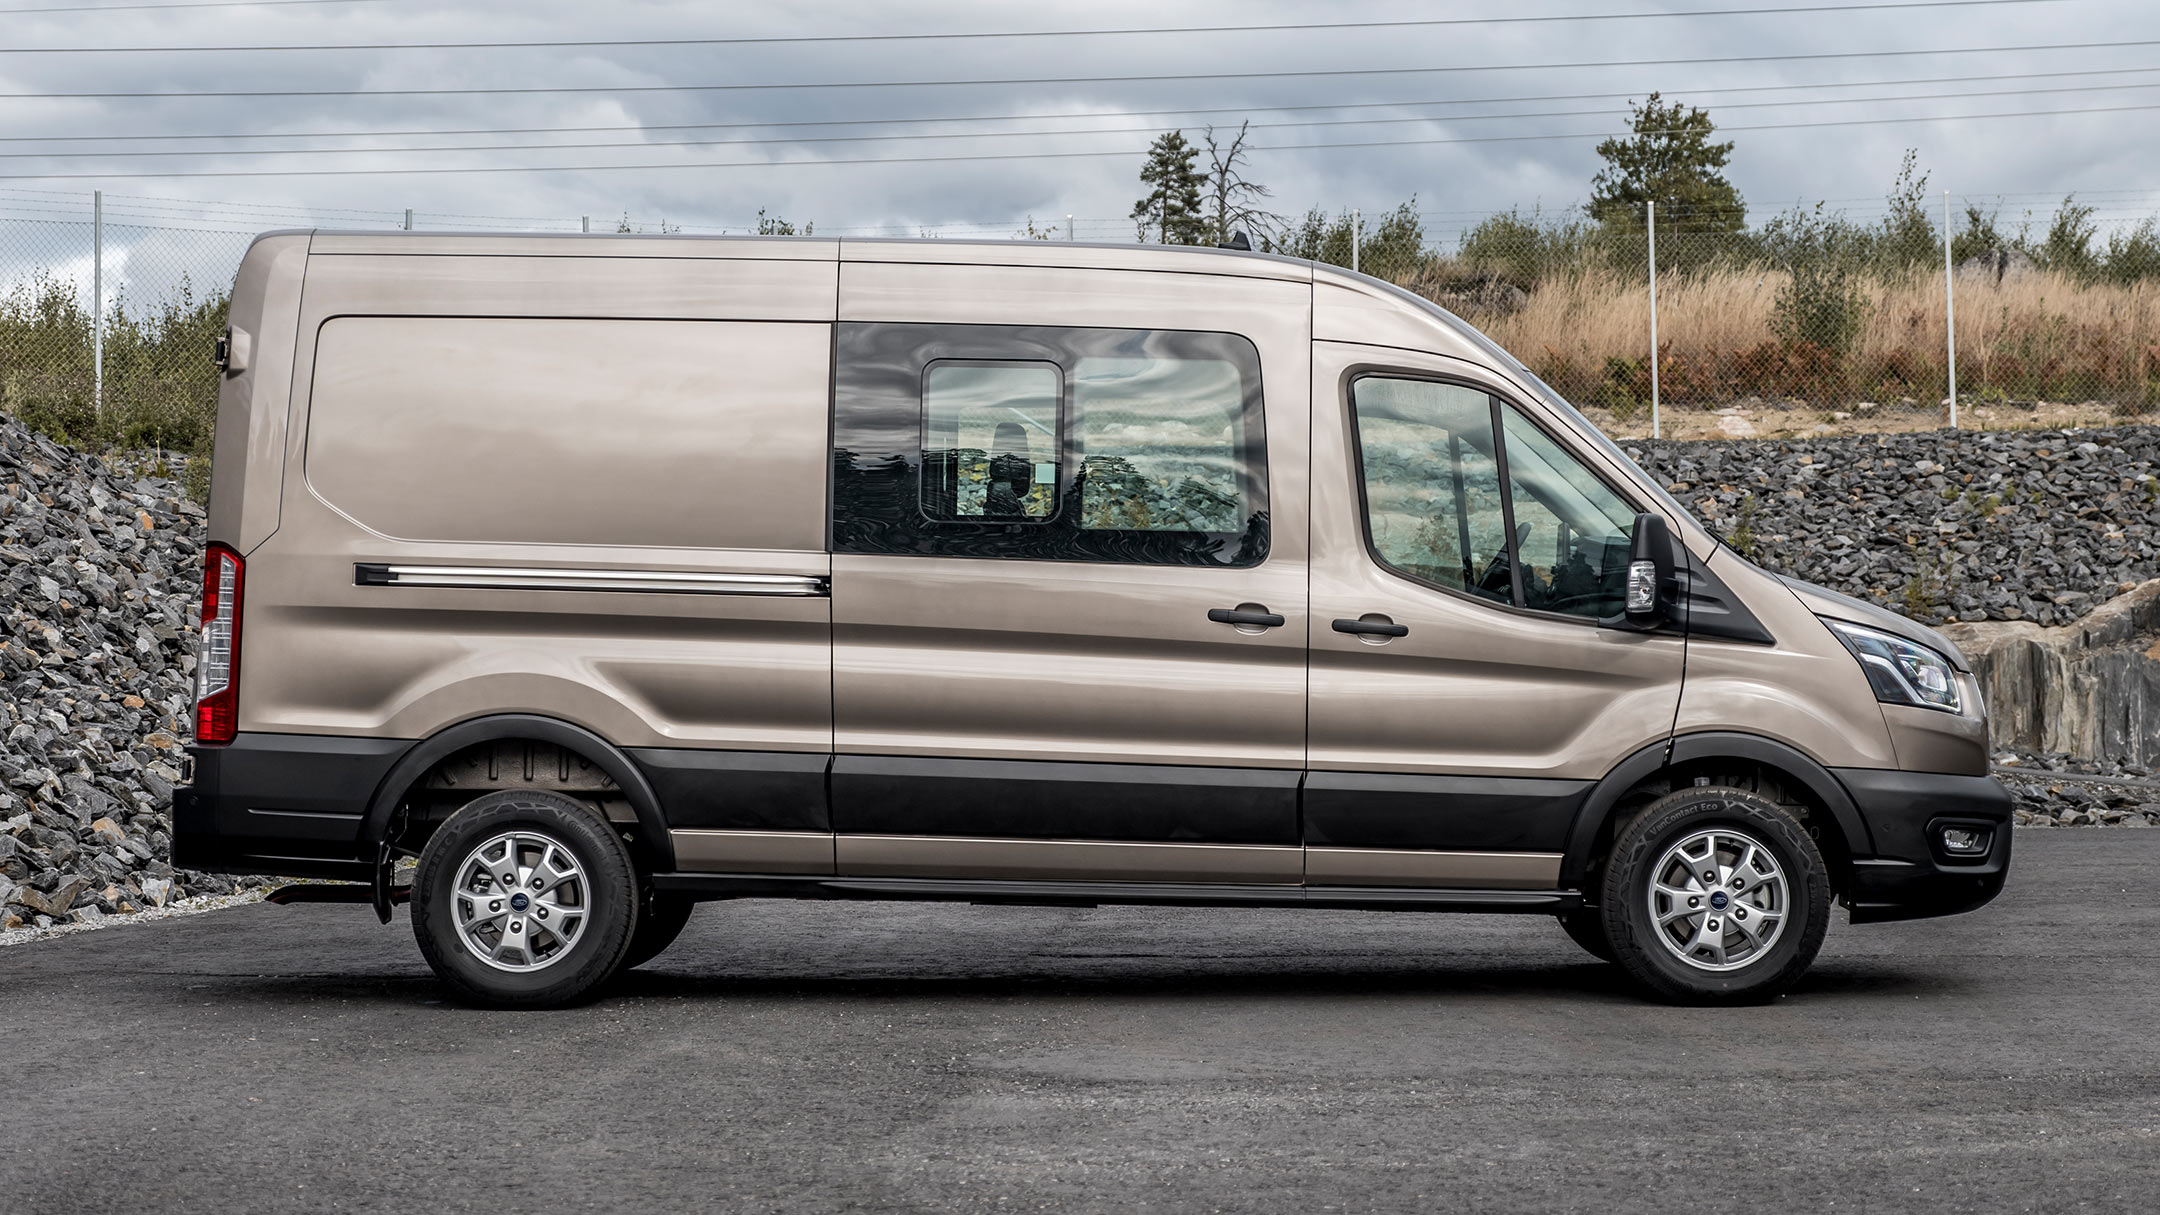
[194,543,243,745]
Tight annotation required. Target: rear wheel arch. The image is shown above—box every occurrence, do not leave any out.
[1562,732,1870,900]
[360,714,675,873]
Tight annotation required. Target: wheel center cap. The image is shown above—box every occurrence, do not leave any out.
[1708,891,1730,911]
[509,892,530,912]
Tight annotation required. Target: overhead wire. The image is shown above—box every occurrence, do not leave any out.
[8,65,2159,146]
[4,100,2154,180]
[0,0,2086,52]
[8,77,2160,161]
[0,39,2153,100]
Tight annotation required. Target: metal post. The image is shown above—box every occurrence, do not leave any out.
[402,208,413,231]
[1159,194,1167,243]
[1066,213,1074,241]
[581,215,590,234]
[1647,200,1661,441]
[1351,208,1361,275]
[92,189,103,417]
[1943,187,1958,428]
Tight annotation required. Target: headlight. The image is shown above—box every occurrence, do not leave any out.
[1823,619,1964,714]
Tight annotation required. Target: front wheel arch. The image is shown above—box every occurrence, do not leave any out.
[1561,732,1872,898]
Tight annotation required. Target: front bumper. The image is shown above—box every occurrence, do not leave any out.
[1831,767,2014,924]
[172,733,410,880]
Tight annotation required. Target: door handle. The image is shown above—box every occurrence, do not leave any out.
[1333,617,1409,638]
[1208,607,1286,628]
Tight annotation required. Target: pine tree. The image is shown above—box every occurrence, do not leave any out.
[1587,93,1746,233]
[1131,131,1210,245]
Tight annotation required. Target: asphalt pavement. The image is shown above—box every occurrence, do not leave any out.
[3,830,2156,1214]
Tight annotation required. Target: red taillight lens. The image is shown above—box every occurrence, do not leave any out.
[194,543,243,745]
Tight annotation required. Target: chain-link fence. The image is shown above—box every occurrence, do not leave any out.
[7,190,2157,467]
[1356,207,2160,441]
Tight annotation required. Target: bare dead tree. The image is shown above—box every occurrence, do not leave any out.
[1202,122,1282,247]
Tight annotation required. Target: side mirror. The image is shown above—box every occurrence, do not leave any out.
[1604,512,1677,631]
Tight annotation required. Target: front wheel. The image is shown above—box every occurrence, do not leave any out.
[411,791,641,1008]
[1601,786,1832,1004]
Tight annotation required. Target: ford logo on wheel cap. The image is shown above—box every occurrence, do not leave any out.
[509,892,530,912]
[1709,891,1730,911]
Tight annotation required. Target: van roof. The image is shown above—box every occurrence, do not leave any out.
[297,229,1319,283]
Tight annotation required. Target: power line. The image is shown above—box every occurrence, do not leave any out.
[6,65,2155,146]
[1,39,2151,100]
[12,78,2160,162]
[0,0,2084,52]
[3,99,2151,180]
[0,0,394,11]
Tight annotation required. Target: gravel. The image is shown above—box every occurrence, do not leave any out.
[5,414,2157,936]
[1994,747,2160,827]
[1623,425,2160,627]
[0,419,270,931]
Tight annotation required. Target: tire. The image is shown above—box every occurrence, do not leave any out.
[411,790,641,1008]
[622,892,697,970]
[1556,910,1616,963]
[1601,785,1832,1004]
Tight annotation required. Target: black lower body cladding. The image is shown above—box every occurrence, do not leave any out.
[1832,767,2015,923]
[172,733,407,880]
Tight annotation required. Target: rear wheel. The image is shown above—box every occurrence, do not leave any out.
[622,892,697,969]
[1601,785,1831,1004]
[411,790,640,1008]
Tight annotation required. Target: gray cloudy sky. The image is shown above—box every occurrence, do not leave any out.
[1,0,2156,244]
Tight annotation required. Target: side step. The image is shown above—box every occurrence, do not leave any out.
[265,882,411,907]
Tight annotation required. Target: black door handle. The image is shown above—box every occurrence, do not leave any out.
[1209,607,1286,628]
[1333,617,1409,638]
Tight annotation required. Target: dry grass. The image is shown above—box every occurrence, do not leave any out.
[1415,261,2160,434]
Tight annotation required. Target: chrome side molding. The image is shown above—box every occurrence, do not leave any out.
[354,563,828,596]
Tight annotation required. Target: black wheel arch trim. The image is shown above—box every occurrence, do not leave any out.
[1560,731,1874,890]
[356,714,676,873]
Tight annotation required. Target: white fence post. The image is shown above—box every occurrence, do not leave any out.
[1066,213,1074,241]
[402,208,413,231]
[581,215,590,234]
[1647,200,1660,441]
[1351,209,1361,275]
[1944,187,1958,429]
[92,189,102,417]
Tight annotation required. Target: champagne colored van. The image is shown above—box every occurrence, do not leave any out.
[174,232,2011,1006]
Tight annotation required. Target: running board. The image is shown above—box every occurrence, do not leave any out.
[266,882,410,907]
[649,872,1580,913]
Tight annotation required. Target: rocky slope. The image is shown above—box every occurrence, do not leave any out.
[1623,426,2160,628]
[0,422,263,929]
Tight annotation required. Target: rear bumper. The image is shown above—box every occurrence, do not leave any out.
[171,733,409,880]
[1831,767,2015,924]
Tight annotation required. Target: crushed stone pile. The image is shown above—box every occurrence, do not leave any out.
[0,418,265,930]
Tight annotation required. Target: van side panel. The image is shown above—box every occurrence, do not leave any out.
[306,316,826,550]
[242,252,837,756]
[206,233,309,553]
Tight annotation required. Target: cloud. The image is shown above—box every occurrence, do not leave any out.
[0,0,2151,247]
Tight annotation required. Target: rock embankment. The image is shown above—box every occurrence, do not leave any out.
[1996,748,2160,827]
[1623,426,2160,628]
[1945,580,2160,767]
[0,422,260,929]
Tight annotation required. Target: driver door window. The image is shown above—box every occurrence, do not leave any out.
[1351,376,1640,620]
[1351,379,1511,606]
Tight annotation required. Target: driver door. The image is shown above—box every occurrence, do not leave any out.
[1303,344,1685,887]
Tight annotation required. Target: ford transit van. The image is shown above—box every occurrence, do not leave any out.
[174,232,2011,1007]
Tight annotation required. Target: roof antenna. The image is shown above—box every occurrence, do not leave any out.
[1219,230,1252,251]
